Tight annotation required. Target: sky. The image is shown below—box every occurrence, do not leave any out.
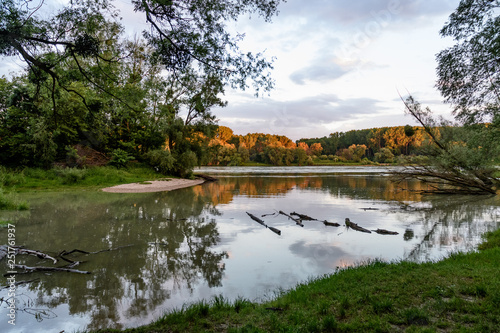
[0,0,463,141]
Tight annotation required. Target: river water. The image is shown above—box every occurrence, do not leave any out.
[1,166,499,332]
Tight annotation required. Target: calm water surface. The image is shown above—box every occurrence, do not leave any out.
[1,166,499,332]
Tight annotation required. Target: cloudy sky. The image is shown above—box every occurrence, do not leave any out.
[1,0,462,141]
[214,0,463,140]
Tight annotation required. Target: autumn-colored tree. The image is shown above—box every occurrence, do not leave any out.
[216,126,234,143]
[309,142,323,156]
[368,128,385,152]
[297,141,309,153]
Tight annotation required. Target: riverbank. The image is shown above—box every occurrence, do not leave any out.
[101,178,206,193]
[0,165,187,192]
[91,229,500,333]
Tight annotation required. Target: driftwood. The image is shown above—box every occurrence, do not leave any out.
[373,228,399,235]
[268,226,282,236]
[290,212,317,221]
[323,221,341,227]
[18,248,58,264]
[246,212,266,226]
[195,174,218,182]
[14,264,91,274]
[1,278,40,289]
[360,208,379,211]
[246,212,282,236]
[0,246,58,264]
[345,218,372,233]
[278,211,304,227]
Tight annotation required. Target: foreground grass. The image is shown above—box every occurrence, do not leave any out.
[92,230,500,333]
[0,164,169,192]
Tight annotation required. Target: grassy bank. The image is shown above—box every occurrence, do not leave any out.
[92,229,500,333]
[0,165,169,192]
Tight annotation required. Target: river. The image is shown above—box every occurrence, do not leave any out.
[0,166,499,332]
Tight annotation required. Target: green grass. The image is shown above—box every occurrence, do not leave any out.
[0,164,170,192]
[0,220,14,227]
[90,229,500,333]
[0,187,29,210]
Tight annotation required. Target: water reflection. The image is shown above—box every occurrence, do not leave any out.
[0,189,227,331]
[0,171,498,332]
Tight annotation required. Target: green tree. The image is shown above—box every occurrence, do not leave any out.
[436,0,500,124]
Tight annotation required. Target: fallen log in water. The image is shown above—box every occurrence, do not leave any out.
[13,264,91,275]
[278,211,304,227]
[246,212,266,226]
[345,218,372,233]
[246,212,282,236]
[373,228,399,235]
[290,212,317,221]
[268,226,282,235]
[18,248,58,264]
[195,174,218,182]
[323,220,341,227]
[0,245,58,264]
[1,278,40,289]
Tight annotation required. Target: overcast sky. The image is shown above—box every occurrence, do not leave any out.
[1,0,462,141]
[214,0,463,141]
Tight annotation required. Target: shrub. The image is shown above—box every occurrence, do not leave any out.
[54,167,88,185]
[144,149,175,175]
[374,148,394,163]
[0,167,25,187]
[174,150,198,178]
[108,149,135,168]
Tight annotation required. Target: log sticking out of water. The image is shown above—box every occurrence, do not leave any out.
[246,212,282,236]
[14,264,91,274]
[373,228,399,235]
[290,212,317,221]
[268,226,282,235]
[278,211,304,227]
[345,218,372,233]
[195,174,218,182]
[323,220,341,227]
[246,212,266,226]
[1,278,40,289]
[0,246,59,264]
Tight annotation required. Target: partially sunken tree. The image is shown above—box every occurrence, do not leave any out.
[393,96,499,194]
[393,0,500,195]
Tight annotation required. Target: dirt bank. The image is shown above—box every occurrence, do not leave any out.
[101,178,205,193]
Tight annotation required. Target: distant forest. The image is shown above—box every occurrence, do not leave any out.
[206,124,449,166]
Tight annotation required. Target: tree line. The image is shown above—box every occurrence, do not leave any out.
[206,124,450,166]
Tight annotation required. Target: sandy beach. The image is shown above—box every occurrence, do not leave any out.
[101,178,205,193]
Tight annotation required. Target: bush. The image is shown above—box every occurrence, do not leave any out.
[174,150,198,178]
[108,149,135,168]
[374,148,394,163]
[54,167,88,185]
[144,149,175,175]
[0,188,29,210]
[0,167,25,187]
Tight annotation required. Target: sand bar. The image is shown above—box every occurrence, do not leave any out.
[102,178,205,193]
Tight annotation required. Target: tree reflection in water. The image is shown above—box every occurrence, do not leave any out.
[0,187,227,330]
[0,172,498,332]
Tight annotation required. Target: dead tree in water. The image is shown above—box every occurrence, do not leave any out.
[392,96,499,195]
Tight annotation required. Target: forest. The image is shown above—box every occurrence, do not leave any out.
[207,125,445,166]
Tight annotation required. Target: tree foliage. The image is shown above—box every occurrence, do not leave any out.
[393,96,499,194]
[0,0,283,176]
[436,0,500,123]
